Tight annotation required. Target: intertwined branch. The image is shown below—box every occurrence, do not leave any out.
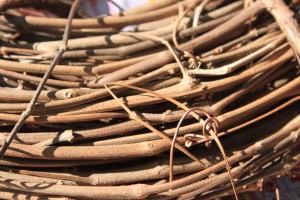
[0,0,299,199]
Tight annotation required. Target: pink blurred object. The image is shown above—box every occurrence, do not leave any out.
[15,8,57,17]
[81,0,147,16]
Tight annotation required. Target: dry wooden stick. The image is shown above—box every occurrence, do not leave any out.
[260,0,300,60]
[0,0,81,160]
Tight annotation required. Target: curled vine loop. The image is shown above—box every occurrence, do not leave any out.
[169,107,219,181]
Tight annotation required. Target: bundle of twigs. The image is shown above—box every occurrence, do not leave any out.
[0,0,299,199]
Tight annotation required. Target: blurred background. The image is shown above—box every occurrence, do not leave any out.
[81,0,147,16]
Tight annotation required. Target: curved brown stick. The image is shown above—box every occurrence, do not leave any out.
[260,0,300,60]
[170,107,211,181]
[170,107,237,199]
